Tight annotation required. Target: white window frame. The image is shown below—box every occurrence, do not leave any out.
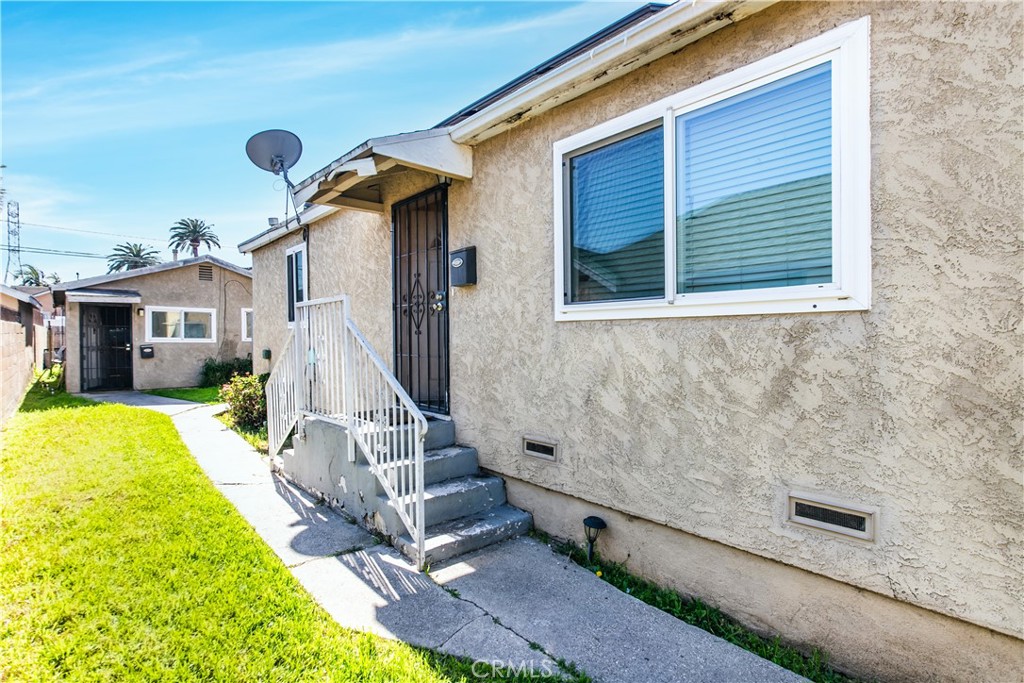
[144,305,217,343]
[552,17,871,322]
[241,308,253,342]
[285,242,307,328]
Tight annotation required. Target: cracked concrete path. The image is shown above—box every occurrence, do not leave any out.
[89,392,806,683]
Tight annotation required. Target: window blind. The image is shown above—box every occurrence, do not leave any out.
[569,126,664,303]
[677,62,832,293]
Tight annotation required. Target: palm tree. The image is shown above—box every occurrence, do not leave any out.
[107,242,162,273]
[169,218,220,257]
[14,264,59,287]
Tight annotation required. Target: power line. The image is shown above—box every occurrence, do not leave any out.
[0,244,107,260]
[19,221,164,244]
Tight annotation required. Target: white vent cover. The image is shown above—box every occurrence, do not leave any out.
[788,492,875,541]
[522,436,558,462]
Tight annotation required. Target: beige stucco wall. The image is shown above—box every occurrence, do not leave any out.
[65,262,252,392]
[251,172,439,376]
[447,0,1023,640]
[508,477,1023,683]
[247,0,1023,674]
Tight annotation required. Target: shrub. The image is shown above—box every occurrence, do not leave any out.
[200,356,253,387]
[218,373,268,430]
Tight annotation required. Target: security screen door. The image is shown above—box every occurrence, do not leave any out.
[392,186,449,414]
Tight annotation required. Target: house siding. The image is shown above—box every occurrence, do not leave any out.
[447,0,1022,639]
[65,263,252,392]
[247,2,1023,679]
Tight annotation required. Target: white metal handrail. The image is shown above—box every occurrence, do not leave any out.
[266,326,299,457]
[267,294,428,568]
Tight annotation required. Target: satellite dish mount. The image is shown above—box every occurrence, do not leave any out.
[246,129,305,227]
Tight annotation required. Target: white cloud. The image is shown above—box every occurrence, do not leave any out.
[4,3,634,148]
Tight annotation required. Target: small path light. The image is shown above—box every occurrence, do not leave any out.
[583,515,606,564]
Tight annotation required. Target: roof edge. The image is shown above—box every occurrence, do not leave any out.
[449,0,777,145]
[0,284,43,309]
[52,255,251,292]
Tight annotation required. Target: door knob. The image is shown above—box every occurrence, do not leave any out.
[432,302,445,312]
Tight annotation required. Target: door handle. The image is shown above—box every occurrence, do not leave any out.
[431,302,445,312]
[125,344,132,351]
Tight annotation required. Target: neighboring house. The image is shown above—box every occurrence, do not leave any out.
[1,284,45,426]
[239,3,1022,681]
[52,256,253,393]
[17,285,66,367]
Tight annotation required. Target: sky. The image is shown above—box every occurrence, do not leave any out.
[1,0,645,283]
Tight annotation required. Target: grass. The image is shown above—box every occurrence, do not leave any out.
[1,380,575,682]
[532,531,859,683]
[143,386,223,404]
[216,412,269,454]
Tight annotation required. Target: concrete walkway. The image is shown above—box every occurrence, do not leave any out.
[88,391,806,683]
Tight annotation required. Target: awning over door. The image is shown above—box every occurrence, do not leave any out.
[292,128,472,214]
[64,288,142,305]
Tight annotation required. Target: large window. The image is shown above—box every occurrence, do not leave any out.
[286,243,307,325]
[145,306,216,343]
[553,18,870,321]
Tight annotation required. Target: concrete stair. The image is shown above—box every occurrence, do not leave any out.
[371,418,532,565]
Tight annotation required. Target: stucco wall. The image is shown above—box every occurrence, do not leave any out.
[65,263,252,392]
[246,0,1023,666]
[444,0,1022,639]
[251,172,438,376]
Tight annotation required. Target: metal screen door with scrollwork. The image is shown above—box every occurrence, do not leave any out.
[80,304,133,391]
[393,186,449,414]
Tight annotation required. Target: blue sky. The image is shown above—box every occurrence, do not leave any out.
[1,0,643,282]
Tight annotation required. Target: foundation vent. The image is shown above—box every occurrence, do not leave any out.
[788,492,875,541]
[522,436,558,462]
[198,264,214,281]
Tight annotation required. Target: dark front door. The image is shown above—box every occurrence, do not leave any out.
[80,304,133,391]
[393,186,449,414]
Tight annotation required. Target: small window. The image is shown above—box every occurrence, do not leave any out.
[285,243,307,326]
[553,18,870,321]
[145,306,216,343]
[241,308,253,342]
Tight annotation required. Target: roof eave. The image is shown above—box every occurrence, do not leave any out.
[448,0,777,146]
[52,255,251,292]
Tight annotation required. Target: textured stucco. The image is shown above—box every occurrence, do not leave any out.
[246,0,1024,671]
[446,0,1023,640]
[506,477,1024,683]
[251,171,440,375]
[65,262,252,392]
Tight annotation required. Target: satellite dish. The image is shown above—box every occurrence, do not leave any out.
[246,129,302,177]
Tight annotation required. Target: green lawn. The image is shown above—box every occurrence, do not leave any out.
[143,386,223,404]
[1,382,565,682]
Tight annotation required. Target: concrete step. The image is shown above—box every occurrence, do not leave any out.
[368,445,480,493]
[395,504,533,566]
[376,474,506,534]
[424,419,456,450]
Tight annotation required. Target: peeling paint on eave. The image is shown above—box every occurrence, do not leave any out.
[450,1,776,146]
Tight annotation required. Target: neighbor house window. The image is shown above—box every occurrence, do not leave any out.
[241,308,253,342]
[553,18,870,321]
[145,306,216,342]
[285,243,307,326]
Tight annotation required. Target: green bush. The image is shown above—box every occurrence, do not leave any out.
[218,373,268,430]
[200,356,252,387]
